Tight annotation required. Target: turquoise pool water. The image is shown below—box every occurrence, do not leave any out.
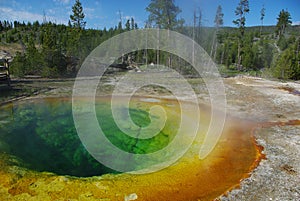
[0,97,179,177]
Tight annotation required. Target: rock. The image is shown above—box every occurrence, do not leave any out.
[124,193,138,201]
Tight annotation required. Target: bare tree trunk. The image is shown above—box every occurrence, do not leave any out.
[145,29,148,64]
[220,46,224,64]
[237,42,241,70]
[213,42,218,61]
[260,19,263,37]
[167,28,171,67]
[210,30,216,58]
[260,18,263,37]
[192,9,197,66]
[212,27,220,62]
[297,40,300,68]
[156,28,160,65]
[197,9,202,44]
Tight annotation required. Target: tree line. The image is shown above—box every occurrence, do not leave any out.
[143,0,299,79]
[2,0,138,77]
[212,3,299,80]
[1,0,299,80]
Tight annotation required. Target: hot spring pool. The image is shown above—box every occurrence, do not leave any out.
[0,96,264,201]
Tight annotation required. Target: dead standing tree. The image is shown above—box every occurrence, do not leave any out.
[210,5,224,61]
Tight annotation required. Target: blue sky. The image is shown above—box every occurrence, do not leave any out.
[0,0,299,29]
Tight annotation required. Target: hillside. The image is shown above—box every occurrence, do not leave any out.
[0,20,300,79]
[184,25,300,79]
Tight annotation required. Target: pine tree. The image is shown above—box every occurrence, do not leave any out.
[146,0,183,30]
[274,40,300,80]
[233,0,250,70]
[131,18,135,30]
[42,24,57,51]
[70,0,86,29]
[0,21,3,32]
[11,52,26,77]
[261,42,273,68]
[276,9,292,37]
[125,20,131,31]
[146,0,183,66]
[26,35,38,73]
[260,5,265,37]
[214,5,224,29]
[233,0,249,37]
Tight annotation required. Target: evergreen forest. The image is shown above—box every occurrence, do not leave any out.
[0,0,299,80]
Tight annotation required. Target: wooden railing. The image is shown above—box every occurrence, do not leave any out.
[0,58,11,87]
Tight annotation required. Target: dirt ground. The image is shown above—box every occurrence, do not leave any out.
[0,73,299,200]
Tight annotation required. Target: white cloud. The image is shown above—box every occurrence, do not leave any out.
[0,7,43,22]
[124,16,134,20]
[53,0,71,5]
[292,21,300,26]
[85,7,95,13]
[0,7,67,24]
[84,7,95,19]
[47,9,56,15]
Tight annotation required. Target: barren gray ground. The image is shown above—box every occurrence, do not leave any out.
[1,73,299,200]
[219,77,300,201]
